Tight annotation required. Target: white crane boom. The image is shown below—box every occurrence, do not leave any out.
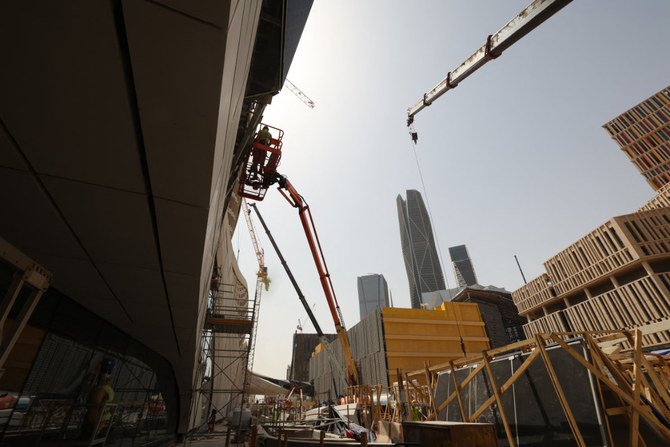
[285,79,315,109]
[407,0,573,126]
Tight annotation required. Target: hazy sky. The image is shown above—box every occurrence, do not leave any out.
[234,0,670,378]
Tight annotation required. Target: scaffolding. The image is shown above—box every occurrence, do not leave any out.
[190,272,258,442]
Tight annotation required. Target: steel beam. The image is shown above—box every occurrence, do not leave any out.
[0,237,52,376]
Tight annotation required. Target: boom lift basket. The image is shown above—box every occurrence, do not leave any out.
[238,124,284,201]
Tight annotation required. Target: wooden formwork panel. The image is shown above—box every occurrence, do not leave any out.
[311,305,490,397]
[556,272,670,349]
[523,311,568,339]
[603,87,670,190]
[544,220,637,296]
[512,273,555,314]
[382,304,489,387]
[615,208,670,257]
[310,308,389,398]
[639,182,670,211]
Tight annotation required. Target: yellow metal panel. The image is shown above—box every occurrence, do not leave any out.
[380,305,489,382]
[383,307,450,320]
[386,338,464,353]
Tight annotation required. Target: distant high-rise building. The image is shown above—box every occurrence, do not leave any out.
[449,285,525,348]
[397,190,445,308]
[449,244,478,287]
[603,85,670,190]
[357,274,390,320]
[289,333,337,382]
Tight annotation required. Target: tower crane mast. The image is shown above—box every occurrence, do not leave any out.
[240,198,269,394]
[242,199,269,290]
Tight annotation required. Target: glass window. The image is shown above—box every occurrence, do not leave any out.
[0,334,171,445]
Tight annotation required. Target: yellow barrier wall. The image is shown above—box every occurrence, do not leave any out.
[382,303,489,385]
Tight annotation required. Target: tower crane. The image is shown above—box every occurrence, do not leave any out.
[242,198,270,290]
[250,202,348,393]
[240,198,269,393]
[238,126,359,387]
[285,79,316,109]
[406,0,572,137]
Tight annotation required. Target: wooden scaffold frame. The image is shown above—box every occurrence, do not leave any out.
[399,329,670,447]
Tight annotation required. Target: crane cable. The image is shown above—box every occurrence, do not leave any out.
[408,138,454,301]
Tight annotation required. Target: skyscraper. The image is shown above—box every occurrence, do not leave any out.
[289,333,337,382]
[397,190,446,308]
[357,274,390,320]
[449,244,478,287]
[603,85,670,190]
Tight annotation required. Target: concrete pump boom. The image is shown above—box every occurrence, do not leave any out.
[274,176,359,387]
[249,203,349,394]
[249,203,326,340]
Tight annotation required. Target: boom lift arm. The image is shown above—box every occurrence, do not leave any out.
[406,0,573,127]
[249,203,349,392]
[249,202,328,342]
[273,176,359,387]
[238,125,359,386]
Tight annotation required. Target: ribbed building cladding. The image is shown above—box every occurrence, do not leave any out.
[289,333,336,382]
[357,274,390,320]
[397,190,445,308]
[603,85,670,190]
[512,193,670,348]
[513,86,670,349]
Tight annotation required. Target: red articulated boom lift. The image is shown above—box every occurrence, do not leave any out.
[238,125,359,387]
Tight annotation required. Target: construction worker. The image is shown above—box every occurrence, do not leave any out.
[207,409,217,433]
[258,125,272,146]
[80,358,116,440]
[250,126,272,182]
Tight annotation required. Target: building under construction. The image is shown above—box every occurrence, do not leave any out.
[514,86,670,348]
[603,86,670,190]
[0,0,313,444]
[309,304,489,400]
[2,1,670,446]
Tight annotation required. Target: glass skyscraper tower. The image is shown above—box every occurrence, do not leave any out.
[357,274,390,320]
[397,190,445,308]
[449,244,478,287]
